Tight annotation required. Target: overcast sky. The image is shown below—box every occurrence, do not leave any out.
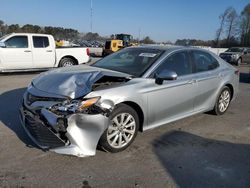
[0,0,248,42]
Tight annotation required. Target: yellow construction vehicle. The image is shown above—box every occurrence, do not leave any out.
[103,34,136,56]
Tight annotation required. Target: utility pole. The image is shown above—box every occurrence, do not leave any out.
[138,28,141,44]
[90,0,93,33]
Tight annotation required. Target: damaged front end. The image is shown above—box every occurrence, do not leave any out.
[19,66,131,157]
[20,93,114,157]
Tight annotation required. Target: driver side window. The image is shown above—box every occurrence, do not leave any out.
[5,36,28,48]
[153,51,192,77]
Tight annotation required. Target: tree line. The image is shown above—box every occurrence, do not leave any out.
[175,3,250,47]
[215,4,250,47]
[0,20,156,44]
[0,21,80,41]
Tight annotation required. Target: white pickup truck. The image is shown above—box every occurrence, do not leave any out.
[0,33,90,72]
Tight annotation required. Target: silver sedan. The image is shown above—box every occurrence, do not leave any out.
[20,46,239,157]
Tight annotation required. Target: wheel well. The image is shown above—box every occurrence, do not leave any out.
[225,84,234,100]
[122,101,144,132]
[60,56,78,65]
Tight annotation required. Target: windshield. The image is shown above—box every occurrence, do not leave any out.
[0,34,11,42]
[226,47,244,52]
[116,34,132,42]
[92,48,163,77]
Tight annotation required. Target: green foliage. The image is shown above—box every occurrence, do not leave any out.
[0,20,110,42]
[175,39,215,46]
[0,20,79,40]
[83,32,100,40]
[140,36,155,44]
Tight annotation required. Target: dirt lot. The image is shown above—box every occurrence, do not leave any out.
[0,65,250,188]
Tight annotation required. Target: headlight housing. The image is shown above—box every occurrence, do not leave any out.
[53,97,101,113]
[78,97,100,110]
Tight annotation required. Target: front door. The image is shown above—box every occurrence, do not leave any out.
[145,50,196,129]
[2,35,33,70]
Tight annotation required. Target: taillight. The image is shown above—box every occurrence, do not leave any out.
[86,48,90,56]
[234,70,240,76]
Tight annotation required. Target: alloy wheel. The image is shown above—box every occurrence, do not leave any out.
[218,90,230,112]
[107,113,136,149]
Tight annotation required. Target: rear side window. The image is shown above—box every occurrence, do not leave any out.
[5,36,28,48]
[154,51,192,76]
[192,50,219,72]
[33,36,49,48]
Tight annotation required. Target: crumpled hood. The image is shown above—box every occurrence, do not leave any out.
[32,65,131,99]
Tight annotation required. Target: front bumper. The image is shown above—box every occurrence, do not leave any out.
[20,104,110,157]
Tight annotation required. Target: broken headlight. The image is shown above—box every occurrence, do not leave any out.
[53,97,101,113]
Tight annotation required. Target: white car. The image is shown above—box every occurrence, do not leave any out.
[0,33,90,72]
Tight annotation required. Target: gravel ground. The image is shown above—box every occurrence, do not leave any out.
[0,64,249,188]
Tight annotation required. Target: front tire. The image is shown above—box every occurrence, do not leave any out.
[99,104,139,153]
[236,58,242,66]
[212,86,231,115]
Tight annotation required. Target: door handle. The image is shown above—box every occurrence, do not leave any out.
[187,79,197,84]
[24,50,31,52]
[46,50,53,52]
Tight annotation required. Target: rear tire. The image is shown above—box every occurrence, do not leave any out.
[99,104,139,153]
[59,58,76,67]
[212,86,231,115]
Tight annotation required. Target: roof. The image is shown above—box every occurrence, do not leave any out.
[10,33,53,37]
[129,45,217,54]
[128,45,199,53]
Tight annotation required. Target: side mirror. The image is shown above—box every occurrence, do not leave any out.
[0,42,6,48]
[155,70,177,85]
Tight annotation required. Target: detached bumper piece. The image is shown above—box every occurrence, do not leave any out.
[20,107,66,149]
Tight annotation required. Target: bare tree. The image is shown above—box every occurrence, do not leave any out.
[225,7,238,45]
[215,8,231,47]
[240,4,250,46]
[0,20,4,36]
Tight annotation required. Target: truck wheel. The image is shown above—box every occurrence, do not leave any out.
[59,58,76,67]
[236,58,242,66]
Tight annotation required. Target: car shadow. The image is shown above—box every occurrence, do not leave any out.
[0,71,44,76]
[240,72,250,83]
[0,88,36,148]
[153,131,250,188]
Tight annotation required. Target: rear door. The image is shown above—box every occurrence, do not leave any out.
[2,35,33,69]
[191,50,221,111]
[32,35,55,68]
